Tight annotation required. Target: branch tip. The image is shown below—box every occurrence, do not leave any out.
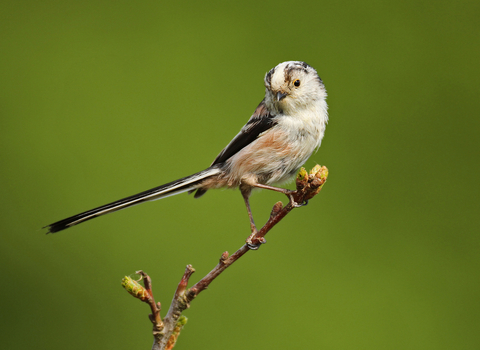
[122,276,150,302]
[309,164,323,176]
[175,265,195,298]
[296,167,308,182]
[135,270,154,296]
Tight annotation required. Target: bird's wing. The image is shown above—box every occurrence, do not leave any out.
[211,99,277,166]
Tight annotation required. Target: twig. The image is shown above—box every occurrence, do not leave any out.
[122,165,328,350]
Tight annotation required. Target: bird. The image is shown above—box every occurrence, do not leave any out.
[45,61,328,238]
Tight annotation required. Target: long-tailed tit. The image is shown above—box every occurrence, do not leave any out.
[45,61,328,235]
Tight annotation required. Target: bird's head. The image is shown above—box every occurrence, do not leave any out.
[264,61,326,114]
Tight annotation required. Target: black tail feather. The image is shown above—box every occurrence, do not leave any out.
[45,168,220,233]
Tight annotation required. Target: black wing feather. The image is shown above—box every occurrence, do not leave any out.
[192,100,277,198]
[211,99,277,166]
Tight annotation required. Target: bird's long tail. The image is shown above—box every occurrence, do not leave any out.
[45,167,221,233]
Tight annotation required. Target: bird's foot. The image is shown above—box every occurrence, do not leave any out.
[246,236,266,250]
[246,226,266,250]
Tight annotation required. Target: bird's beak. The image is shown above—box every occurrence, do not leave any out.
[276,91,288,102]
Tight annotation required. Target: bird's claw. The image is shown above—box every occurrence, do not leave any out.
[247,241,261,250]
[292,199,308,208]
[246,236,266,250]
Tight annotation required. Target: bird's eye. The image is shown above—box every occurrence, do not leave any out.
[294,79,301,87]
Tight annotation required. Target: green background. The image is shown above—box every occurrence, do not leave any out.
[1,1,479,349]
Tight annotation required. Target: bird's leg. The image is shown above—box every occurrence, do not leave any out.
[241,189,257,236]
[241,187,263,250]
[251,183,305,207]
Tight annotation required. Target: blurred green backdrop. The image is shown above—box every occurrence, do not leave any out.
[1,1,479,349]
